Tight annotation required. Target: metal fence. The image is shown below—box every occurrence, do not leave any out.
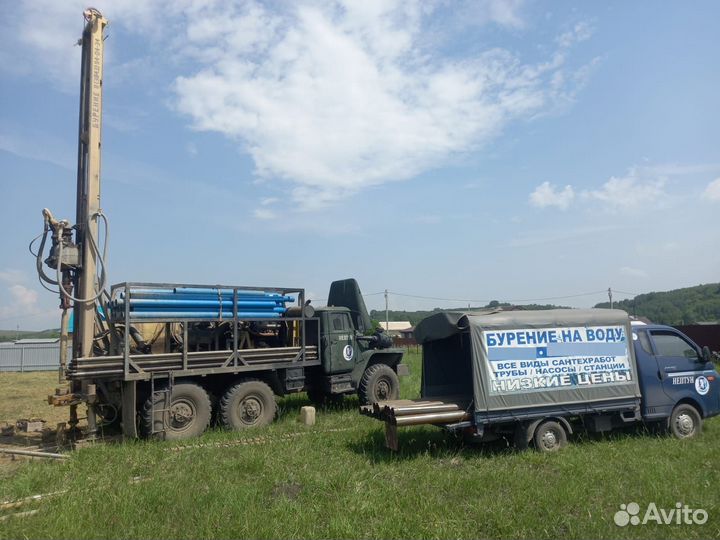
[0,342,68,372]
[674,324,720,353]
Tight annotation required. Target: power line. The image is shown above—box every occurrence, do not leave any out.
[613,290,640,296]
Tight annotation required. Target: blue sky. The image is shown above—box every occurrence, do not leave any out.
[1,0,719,330]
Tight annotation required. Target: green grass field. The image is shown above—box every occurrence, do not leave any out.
[1,350,718,539]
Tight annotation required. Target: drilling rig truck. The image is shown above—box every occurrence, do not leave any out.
[35,9,406,440]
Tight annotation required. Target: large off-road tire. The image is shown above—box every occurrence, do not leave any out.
[668,403,702,439]
[141,383,211,440]
[220,380,277,430]
[358,364,400,405]
[533,420,568,452]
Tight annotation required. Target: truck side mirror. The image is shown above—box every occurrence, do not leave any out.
[702,346,712,363]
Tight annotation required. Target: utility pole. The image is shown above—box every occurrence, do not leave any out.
[608,287,613,309]
[384,289,389,333]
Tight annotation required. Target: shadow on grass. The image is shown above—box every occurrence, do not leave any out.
[275,392,361,419]
[347,426,516,462]
[348,421,674,462]
[568,422,670,447]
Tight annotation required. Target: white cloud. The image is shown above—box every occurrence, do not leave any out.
[556,21,594,48]
[0,269,26,284]
[702,178,720,202]
[8,284,39,309]
[0,0,164,92]
[583,169,667,210]
[253,208,277,220]
[0,269,43,322]
[619,266,647,279]
[451,0,527,30]
[0,128,75,170]
[172,2,592,208]
[2,1,593,209]
[529,181,575,209]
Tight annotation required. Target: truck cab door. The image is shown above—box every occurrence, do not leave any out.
[648,329,706,405]
[324,312,358,375]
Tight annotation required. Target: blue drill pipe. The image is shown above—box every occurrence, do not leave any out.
[121,299,285,309]
[118,291,295,303]
[173,287,274,296]
[126,311,282,319]
[127,306,287,313]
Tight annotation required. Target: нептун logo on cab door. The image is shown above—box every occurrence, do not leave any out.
[695,376,709,395]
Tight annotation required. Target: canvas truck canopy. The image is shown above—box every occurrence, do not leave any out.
[414,309,641,413]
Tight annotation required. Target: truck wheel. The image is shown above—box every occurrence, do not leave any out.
[358,364,400,405]
[220,380,276,430]
[533,420,567,452]
[141,383,211,440]
[669,404,702,439]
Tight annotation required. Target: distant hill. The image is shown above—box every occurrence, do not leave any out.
[370,301,569,327]
[0,329,60,343]
[594,283,720,325]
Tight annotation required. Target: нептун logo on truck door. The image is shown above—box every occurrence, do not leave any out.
[483,325,632,395]
[695,376,710,395]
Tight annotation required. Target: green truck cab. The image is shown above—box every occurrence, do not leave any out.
[314,305,406,403]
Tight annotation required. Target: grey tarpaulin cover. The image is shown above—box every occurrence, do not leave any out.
[415,309,641,413]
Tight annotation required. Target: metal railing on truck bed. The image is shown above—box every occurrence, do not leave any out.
[67,282,321,381]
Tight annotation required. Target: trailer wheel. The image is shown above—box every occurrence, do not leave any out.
[533,420,567,452]
[141,383,211,440]
[220,380,276,430]
[358,364,400,405]
[669,404,702,439]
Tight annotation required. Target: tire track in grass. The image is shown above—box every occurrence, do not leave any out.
[169,427,352,452]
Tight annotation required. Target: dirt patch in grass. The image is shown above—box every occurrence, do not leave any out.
[0,372,69,427]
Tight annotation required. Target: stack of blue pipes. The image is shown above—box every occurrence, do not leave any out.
[111,287,295,320]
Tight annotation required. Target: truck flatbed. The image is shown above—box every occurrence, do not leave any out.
[68,345,319,380]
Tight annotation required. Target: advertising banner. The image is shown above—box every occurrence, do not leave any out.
[483,325,633,395]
